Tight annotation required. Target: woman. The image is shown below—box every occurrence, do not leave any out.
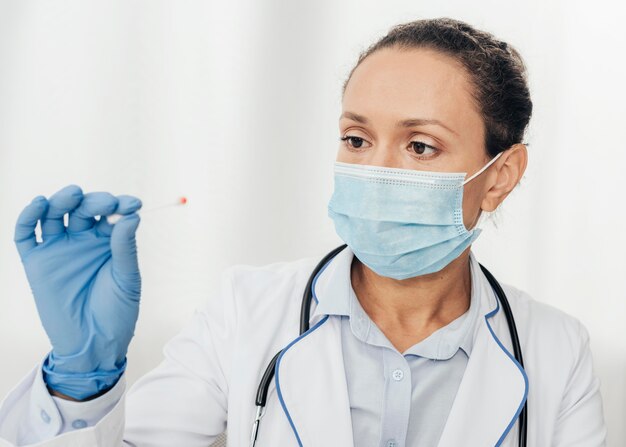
[0,17,606,447]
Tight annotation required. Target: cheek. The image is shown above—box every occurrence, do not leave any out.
[336,146,349,162]
[461,182,485,230]
[336,145,361,163]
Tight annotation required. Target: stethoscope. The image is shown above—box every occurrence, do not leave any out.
[250,244,527,447]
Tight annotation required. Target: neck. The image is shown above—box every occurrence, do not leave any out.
[351,247,473,336]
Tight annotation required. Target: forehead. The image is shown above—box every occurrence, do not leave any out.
[342,46,482,135]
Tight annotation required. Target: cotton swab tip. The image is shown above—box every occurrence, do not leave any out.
[106,214,123,225]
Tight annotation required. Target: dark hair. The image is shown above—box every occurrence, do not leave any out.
[342,17,533,157]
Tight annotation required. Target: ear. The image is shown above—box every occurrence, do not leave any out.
[481,143,528,212]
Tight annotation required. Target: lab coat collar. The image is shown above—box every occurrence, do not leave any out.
[275,245,528,446]
[309,244,353,323]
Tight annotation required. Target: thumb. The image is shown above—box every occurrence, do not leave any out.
[110,213,141,292]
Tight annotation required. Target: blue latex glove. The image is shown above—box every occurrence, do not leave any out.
[14,184,142,400]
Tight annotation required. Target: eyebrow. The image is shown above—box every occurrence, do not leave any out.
[340,111,459,136]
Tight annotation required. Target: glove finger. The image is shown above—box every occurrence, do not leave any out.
[67,191,120,234]
[14,196,49,259]
[110,213,141,296]
[94,216,114,237]
[115,195,143,214]
[94,195,142,237]
[41,185,83,239]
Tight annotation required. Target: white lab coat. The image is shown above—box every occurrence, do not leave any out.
[0,246,606,446]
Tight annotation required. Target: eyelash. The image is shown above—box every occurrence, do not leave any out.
[339,135,439,158]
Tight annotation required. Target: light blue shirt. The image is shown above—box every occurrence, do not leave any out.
[313,252,481,447]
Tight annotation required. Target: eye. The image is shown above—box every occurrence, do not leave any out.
[410,140,439,158]
[340,135,370,151]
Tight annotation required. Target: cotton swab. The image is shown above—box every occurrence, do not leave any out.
[106,196,187,224]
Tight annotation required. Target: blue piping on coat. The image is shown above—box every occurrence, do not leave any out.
[275,315,330,446]
[311,255,334,305]
[484,295,529,446]
[274,257,334,446]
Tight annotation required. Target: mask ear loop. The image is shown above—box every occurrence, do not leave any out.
[461,151,504,186]
[462,151,504,231]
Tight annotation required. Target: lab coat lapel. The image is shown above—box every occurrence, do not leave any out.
[274,315,354,446]
[274,246,354,446]
[437,260,528,447]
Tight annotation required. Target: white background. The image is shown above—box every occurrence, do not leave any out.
[0,1,624,445]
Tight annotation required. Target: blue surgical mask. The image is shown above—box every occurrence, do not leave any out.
[327,153,503,279]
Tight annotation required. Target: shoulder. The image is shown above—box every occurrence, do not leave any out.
[215,252,324,325]
[500,282,587,339]
[188,252,325,355]
[223,252,321,297]
[496,283,606,442]
[498,282,592,371]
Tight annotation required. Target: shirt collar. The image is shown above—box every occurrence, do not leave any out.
[311,245,482,358]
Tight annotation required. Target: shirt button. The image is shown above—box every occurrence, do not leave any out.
[40,409,51,423]
[72,419,88,429]
[392,369,404,381]
[387,439,398,447]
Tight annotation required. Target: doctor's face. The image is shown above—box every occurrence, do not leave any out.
[337,46,495,231]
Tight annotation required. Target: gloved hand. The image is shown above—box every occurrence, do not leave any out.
[13,184,143,400]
